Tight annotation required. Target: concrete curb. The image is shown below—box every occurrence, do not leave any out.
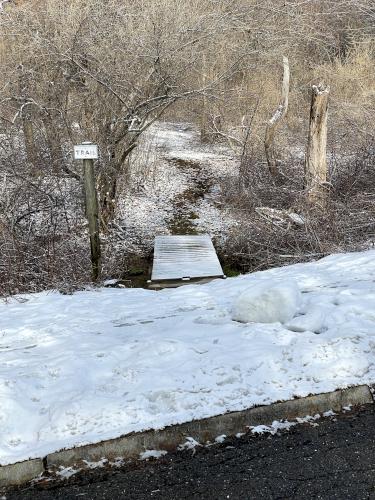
[0,459,44,489]
[2,385,373,488]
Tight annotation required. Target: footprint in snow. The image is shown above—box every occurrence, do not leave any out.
[175,305,199,312]
[194,310,230,325]
[113,322,137,327]
[286,309,326,334]
[216,375,241,386]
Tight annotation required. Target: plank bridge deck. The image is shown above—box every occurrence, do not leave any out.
[149,235,225,289]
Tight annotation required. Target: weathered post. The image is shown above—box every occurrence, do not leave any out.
[264,56,290,177]
[74,142,101,281]
[305,83,330,202]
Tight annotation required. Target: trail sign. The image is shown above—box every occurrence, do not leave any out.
[74,143,98,160]
[73,141,101,281]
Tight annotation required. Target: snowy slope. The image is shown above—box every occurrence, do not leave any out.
[2,249,375,465]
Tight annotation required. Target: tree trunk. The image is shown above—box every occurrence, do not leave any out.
[98,130,138,230]
[265,56,289,177]
[305,83,330,202]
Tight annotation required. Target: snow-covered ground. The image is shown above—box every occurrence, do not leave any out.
[114,122,238,252]
[2,249,375,465]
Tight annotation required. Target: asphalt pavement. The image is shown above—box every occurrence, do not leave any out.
[5,404,375,500]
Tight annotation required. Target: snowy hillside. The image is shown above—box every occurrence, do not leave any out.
[2,249,375,465]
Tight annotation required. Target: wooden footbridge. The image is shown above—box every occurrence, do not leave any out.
[148,235,225,290]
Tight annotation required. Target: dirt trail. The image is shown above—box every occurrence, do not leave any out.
[167,157,213,235]
[152,122,238,239]
[111,122,239,284]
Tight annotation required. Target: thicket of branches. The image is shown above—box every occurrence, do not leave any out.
[219,137,375,274]
[0,0,374,295]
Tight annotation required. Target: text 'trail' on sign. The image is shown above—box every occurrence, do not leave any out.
[74,144,99,160]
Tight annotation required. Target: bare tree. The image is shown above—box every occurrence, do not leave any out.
[1,0,244,222]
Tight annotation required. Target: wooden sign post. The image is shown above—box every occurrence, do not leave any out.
[74,142,101,281]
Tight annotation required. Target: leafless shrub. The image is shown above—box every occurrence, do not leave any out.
[331,140,375,199]
[0,227,91,296]
[0,149,91,295]
[223,140,375,274]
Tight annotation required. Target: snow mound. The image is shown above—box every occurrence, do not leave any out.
[231,280,301,324]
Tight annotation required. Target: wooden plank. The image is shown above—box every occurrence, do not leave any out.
[150,235,224,283]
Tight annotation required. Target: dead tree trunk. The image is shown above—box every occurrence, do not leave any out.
[264,56,289,177]
[305,83,329,202]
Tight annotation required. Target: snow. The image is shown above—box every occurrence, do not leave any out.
[231,280,301,324]
[178,437,201,451]
[83,458,108,469]
[295,414,321,424]
[2,249,375,465]
[214,434,227,443]
[103,279,120,286]
[250,420,297,435]
[54,457,124,476]
[286,306,326,333]
[56,466,80,479]
[249,409,339,436]
[235,432,246,438]
[139,450,168,460]
[322,410,336,417]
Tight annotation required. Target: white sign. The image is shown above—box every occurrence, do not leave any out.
[74,144,98,160]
